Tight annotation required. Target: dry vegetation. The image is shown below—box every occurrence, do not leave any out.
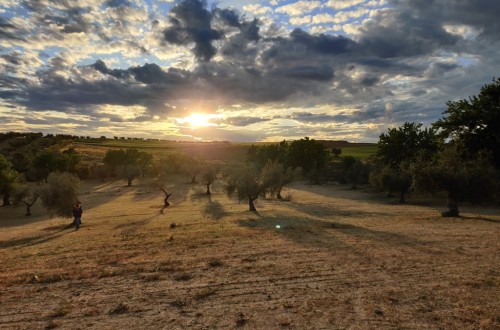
[1,176,499,329]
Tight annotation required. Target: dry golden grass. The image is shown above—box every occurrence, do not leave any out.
[0,177,499,329]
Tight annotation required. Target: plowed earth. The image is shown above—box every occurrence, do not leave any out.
[1,179,499,329]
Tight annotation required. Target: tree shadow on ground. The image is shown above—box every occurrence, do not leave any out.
[0,223,74,249]
[113,214,160,233]
[238,214,432,254]
[203,196,229,221]
[286,200,391,219]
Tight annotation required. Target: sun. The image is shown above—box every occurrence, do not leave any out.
[178,113,220,128]
[187,113,210,127]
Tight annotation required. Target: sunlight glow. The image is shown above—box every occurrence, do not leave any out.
[177,113,221,128]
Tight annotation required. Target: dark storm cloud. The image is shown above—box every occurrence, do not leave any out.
[270,65,334,81]
[290,28,357,55]
[2,0,498,132]
[163,0,223,61]
[214,8,260,42]
[397,0,500,40]
[163,0,260,61]
[358,8,459,58]
[91,60,193,85]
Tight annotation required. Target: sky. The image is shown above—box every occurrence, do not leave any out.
[0,0,498,142]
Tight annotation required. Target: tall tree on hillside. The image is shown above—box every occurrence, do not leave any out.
[0,154,19,206]
[31,150,80,181]
[374,122,440,202]
[286,137,329,174]
[103,148,153,186]
[433,77,500,168]
[247,141,288,169]
[377,122,439,168]
[412,143,496,217]
[341,156,369,190]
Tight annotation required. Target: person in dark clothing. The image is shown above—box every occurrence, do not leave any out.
[73,201,83,230]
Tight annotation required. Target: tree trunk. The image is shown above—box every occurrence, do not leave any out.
[206,184,211,195]
[26,204,32,216]
[443,192,459,217]
[2,193,10,206]
[248,196,257,212]
[399,189,405,203]
[277,187,283,200]
[127,178,132,186]
[191,175,197,184]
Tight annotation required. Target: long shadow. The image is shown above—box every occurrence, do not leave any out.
[238,215,361,255]
[0,223,74,249]
[287,199,391,219]
[238,213,432,254]
[113,214,160,233]
[291,182,386,203]
[455,215,500,223]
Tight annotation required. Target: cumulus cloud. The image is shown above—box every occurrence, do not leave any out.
[0,0,499,141]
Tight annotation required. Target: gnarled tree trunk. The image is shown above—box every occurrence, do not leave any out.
[248,195,258,212]
[443,191,459,217]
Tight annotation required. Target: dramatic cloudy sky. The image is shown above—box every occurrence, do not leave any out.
[0,0,498,142]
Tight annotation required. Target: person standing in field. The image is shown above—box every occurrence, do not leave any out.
[73,201,83,230]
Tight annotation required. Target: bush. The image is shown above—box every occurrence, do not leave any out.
[40,172,80,218]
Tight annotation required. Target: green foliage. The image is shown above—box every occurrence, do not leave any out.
[286,137,329,174]
[260,161,299,199]
[0,154,20,205]
[370,165,411,203]
[412,144,497,216]
[246,141,288,169]
[31,150,80,181]
[201,163,219,194]
[103,149,126,172]
[225,163,266,211]
[341,156,369,190]
[40,172,80,218]
[331,147,342,158]
[433,77,500,168]
[103,148,153,185]
[377,122,440,169]
[13,183,40,216]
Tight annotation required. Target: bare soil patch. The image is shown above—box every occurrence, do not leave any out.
[1,179,499,329]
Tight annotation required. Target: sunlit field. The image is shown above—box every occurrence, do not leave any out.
[1,175,498,329]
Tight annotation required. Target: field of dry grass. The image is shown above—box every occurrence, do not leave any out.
[1,177,499,329]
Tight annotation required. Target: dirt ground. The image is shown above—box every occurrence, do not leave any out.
[0,178,499,329]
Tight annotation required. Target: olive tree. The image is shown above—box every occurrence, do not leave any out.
[225,164,272,212]
[13,183,40,216]
[374,122,440,202]
[434,78,500,169]
[260,161,299,199]
[103,148,153,186]
[201,163,219,195]
[40,172,80,218]
[412,144,496,217]
[0,154,19,206]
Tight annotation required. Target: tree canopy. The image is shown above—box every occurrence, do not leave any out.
[377,122,439,169]
[434,77,500,168]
